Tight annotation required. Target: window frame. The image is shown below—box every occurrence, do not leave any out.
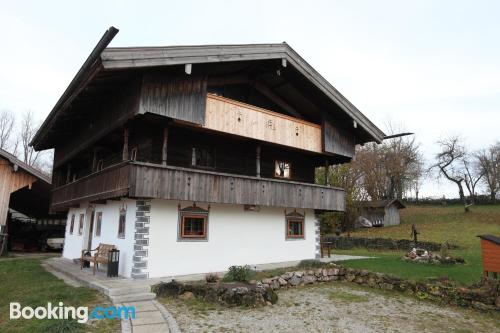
[274,160,292,179]
[69,214,75,235]
[178,205,209,241]
[95,212,103,237]
[118,208,126,239]
[191,146,216,170]
[78,214,84,236]
[285,211,305,240]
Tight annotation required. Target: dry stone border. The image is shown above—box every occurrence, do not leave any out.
[153,263,499,312]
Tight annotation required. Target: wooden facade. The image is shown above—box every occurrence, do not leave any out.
[32,31,385,214]
[205,94,322,153]
[51,162,345,211]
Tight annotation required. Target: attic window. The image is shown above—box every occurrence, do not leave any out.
[275,161,291,179]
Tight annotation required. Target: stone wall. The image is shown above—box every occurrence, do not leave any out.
[153,264,499,311]
[325,236,458,251]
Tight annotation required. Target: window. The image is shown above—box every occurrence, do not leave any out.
[118,208,126,238]
[275,161,291,179]
[78,214,84,236]
[96,159,104,172]
[130,147,138,161]
[69,214,75,234]
[95,212,102,237]
[192,147,216,169]
[178,205,209,240]
[286,211,304,239]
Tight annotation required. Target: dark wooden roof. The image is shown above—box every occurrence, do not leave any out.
[31,26,385,150]
[478,234,500,246]
[0,148,51,184]
[359,199,406,209]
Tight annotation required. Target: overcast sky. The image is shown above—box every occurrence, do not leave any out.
[1,0,499,198]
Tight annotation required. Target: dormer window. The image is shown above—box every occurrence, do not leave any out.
[275,161,291,179]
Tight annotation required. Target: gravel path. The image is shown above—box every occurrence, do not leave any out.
[161,282,500,333]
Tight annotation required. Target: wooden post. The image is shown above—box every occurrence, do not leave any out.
[324,160,329,186]
[92,149,97,172]
[256,145,261,177]
[162,125,169,166]
[122,127,129,161]
[66,163,71,184]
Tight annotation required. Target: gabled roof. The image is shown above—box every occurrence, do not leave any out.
[32,26,385,149]
[0,148,51,184]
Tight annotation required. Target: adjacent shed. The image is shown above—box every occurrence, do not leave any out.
[478,235,500,279]
[357,199,406,227]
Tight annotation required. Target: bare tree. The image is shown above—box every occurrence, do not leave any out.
[0,110,15,151]
[476,142,500,202]
[431,136,467,209]
[462,157,483,204]
[19,111,42,167]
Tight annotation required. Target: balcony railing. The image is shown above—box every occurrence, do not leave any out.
[51,162,345,211]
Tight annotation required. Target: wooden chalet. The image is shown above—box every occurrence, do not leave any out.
[32,27,385,278]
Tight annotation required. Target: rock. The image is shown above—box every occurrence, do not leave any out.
[303,275,317,284]
[346,274,356,282]
[262,278,273,284]
[360,270,369,277]
[264,287,278,304]
[249,280,257,284]
[281,272,294,280]
[179,291,195,300]
[381,283,394,291]
[294,271,304,278]
[322,269,328,277]
[270,279,281,290]
[314,269,322,277]
[289,275,301,286]
[327,268,336,276]
[472,301,495,311]
[354,277,364,284]
[278,277,288,286]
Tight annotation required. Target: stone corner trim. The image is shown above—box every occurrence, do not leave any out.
[132,200,151,279]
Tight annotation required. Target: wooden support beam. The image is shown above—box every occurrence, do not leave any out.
[256,145,261,178]
[325,160,329,186]
[253,81,303,119]
[92,149,97,172]
[66,164,71,184]
[162,125,169,165]
[122,127,129,161]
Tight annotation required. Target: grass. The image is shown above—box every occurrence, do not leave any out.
[328,290,369,303]
[336,205,500,286]
[0,257,119,333]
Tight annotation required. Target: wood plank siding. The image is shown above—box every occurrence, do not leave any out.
[51,162,130,211]
[129,162,344,210]
[480,239,500,275]
[205,94,322,153]
[51,162,345,211]
[323,119,355,158]
[139,74,207,125]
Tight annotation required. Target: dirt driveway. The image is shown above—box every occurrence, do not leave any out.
[161,282,499,333]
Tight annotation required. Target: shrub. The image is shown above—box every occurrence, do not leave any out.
[205,273,219,283]
[223,265,255,282]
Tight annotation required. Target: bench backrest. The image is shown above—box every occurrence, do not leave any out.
[96,243,116,258]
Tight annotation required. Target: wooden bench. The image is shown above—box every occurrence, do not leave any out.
[81,243,116,275]
[320,235,332,258]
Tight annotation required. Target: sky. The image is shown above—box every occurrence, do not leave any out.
[1,0,499,198]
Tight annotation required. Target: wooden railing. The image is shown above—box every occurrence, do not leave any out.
[51,162,345,211]
[129,162,345,211]
[51,162,131,211]
[205,94,322,153]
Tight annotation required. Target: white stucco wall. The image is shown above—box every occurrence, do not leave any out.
[62,199,136,277]
[147,200,317,278]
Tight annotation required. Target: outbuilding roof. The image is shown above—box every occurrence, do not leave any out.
[359,199,406,209]
[0,148,51,184]
[478,234,500,246]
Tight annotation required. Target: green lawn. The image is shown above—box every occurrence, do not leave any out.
[0,257,119,333]
[336,205,500,286]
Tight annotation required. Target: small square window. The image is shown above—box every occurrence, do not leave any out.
[286,212,304,239]
[118,209,126,239]
[78,214,84,236]
[69,214,75,234]
[275,161,291,179]
[95,212,102,237]
[178,205,209,241]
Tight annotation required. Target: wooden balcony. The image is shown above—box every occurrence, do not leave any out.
[205,94,322,153]
[51,162,345,211]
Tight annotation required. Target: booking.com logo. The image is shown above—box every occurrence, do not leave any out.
[10,302,136,323]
